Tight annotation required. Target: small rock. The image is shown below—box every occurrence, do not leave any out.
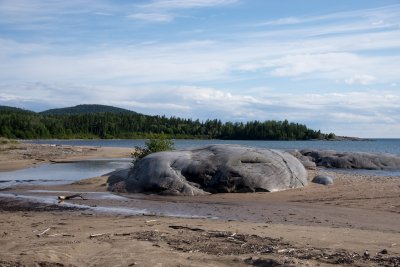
[312,175,334,185]
[379,249,388,254]
[363,250,370,258]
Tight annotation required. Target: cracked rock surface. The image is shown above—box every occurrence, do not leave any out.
[109,145,308,196]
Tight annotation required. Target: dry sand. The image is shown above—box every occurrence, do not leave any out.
[0,142,399,267]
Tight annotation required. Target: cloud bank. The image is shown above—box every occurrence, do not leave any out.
[0,1,399,137]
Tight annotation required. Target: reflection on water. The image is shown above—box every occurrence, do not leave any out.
[0,159,131,189]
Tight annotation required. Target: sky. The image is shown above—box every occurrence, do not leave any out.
[0,0,400,138]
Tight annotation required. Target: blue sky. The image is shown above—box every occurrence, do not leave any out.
[0,0,399,137]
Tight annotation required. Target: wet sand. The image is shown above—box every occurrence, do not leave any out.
[0,141,132,171]
[0,142,399,266]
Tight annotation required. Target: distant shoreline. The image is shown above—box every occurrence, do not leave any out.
[20,138,400,155]
[19,135,374,141]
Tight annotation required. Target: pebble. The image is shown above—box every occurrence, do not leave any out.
[363,250,370,258]
[379,249,388,254]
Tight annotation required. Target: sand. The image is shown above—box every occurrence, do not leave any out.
[0,142,399,266]
[0,141,132,171]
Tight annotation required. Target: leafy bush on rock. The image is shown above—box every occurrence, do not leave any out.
[132,137,174,163]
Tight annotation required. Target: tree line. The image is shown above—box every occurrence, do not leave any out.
[0,109,332,140]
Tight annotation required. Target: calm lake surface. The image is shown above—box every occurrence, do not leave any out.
[0,158,131,189]
[26,138,400,155]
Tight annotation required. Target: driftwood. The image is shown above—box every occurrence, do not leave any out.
[36,227,51,237]
[58,193,86,203]
[48,233,74,237]
[114,233,132,236]
[89,233,109,238]
[168,225,205,232]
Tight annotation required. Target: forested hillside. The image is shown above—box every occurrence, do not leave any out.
[0,104,330,140]
[40,104,137,115]
[0,106,36,114]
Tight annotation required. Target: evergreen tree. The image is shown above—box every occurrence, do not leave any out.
[0,105,330,140]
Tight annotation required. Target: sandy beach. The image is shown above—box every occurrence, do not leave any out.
[0,141,132,171]
[0,142,399,266]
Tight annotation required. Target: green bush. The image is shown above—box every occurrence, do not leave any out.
[0,137,18,144]
[132,137,174,163]
[327,133,336,140]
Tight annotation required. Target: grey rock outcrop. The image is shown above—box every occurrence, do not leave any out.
[299,149,400,170]
[312,175,334,185]
[287,150,317,170]
[108,145,308,196]
[107,168,130,193]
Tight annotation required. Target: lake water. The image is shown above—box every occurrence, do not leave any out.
[0,158,131,189]
[26,138,400,155]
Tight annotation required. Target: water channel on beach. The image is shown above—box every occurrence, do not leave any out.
[0,158,131,189]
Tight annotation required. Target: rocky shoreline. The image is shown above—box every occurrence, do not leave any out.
[290,149,400,170]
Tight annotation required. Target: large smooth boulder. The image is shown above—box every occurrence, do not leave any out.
[299,149,400,170]
[108,145,308,196]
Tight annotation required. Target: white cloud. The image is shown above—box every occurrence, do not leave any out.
[0,0,113,19]
[1,36,399,86]
[0,39,233,84]
[268,53,352,77]
[127,12,174,22]
[255,4,400,27]
[93,12,113,16]
[139,0,239,9]
[344,74,376,85]
[244,52,396,85]
[127,0,238,22]
[256,17,302,26]
[0,39,49,58]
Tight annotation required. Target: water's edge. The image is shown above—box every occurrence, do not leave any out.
[25,139,400,155]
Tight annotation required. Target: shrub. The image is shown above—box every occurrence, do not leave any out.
[327,133,336,140]
[132,137,174,163]
[0,137,18,145]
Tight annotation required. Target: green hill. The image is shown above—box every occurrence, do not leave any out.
[0,105,36,115]
[40,104,137,115]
